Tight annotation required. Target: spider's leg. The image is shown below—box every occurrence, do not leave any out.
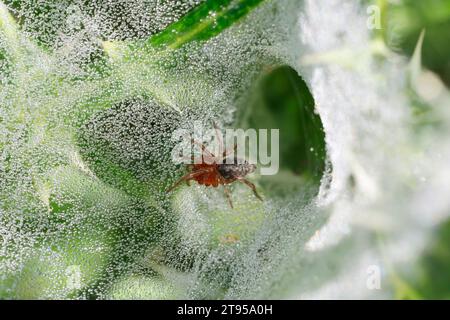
[167,169,209,193]
[184,164,195,185]
[191,138,216,163]
[218,142,238,164]
[237,178,263,201]
[218,175,233,209]
[223,185,233,209]
[221,142,237,161]
[212,121,225,158]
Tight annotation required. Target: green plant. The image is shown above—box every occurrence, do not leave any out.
[1,0,450,300]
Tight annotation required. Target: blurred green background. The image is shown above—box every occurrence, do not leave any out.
[387,0,450,86]
[386,0,450,299]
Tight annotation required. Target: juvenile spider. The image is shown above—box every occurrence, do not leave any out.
[167,123,263,208]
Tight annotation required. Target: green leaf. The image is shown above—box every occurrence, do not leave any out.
[148,0,266,49]
[0,1,45,65]
[0,1,21,54]
[104,0,266,58]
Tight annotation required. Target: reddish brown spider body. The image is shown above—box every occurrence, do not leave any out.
[167,123,263,208]
[188,159,257,187]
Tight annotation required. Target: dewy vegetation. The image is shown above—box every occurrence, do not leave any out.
[1,0,450,299]
[0,0,327,299]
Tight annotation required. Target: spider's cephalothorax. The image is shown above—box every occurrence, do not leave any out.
[167,123,262,208]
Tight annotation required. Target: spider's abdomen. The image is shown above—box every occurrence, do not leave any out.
[218,161,256,180]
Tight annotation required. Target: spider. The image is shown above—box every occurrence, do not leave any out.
[167,122,263,208]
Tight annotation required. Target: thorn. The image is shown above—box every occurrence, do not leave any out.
[409,29,426,87]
